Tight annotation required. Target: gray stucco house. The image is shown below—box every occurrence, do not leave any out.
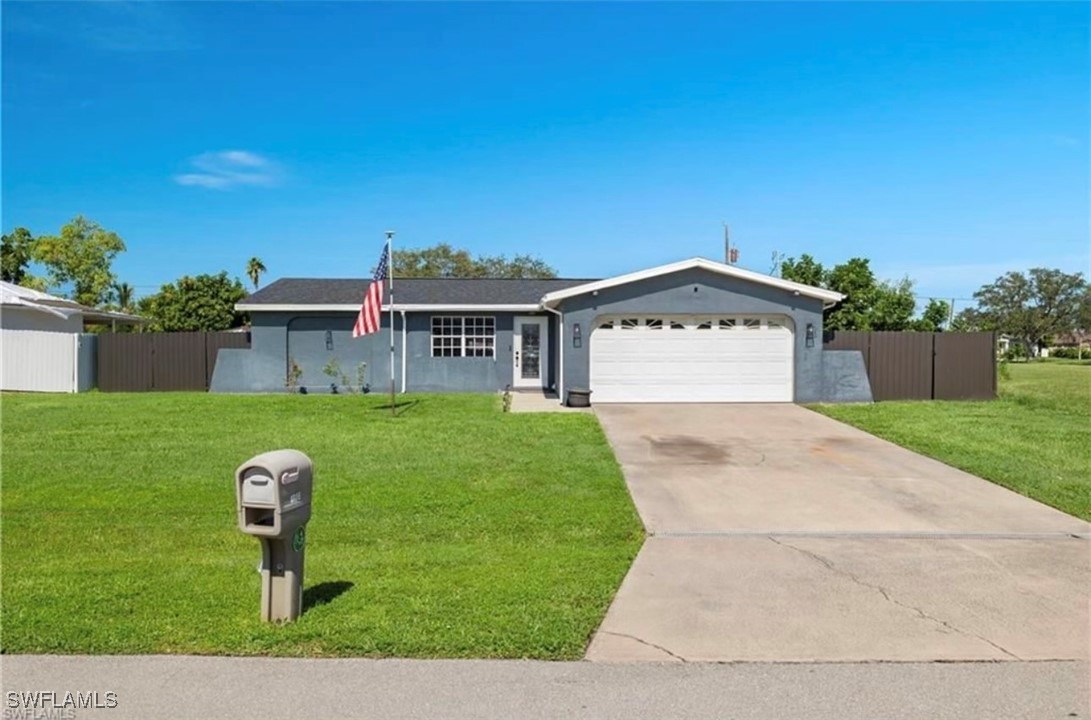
[211,257,872,403]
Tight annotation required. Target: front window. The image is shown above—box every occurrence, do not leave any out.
[431,316,495,357]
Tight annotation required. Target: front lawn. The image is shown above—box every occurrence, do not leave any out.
[813,361,1091,520]
[0,393,643,658]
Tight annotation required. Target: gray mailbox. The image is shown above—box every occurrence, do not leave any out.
[235,449,313,623]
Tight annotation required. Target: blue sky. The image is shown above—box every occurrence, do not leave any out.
[3,2,1088,307]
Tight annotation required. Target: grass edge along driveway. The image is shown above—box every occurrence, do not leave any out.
[812,361,1090,522]
[1,392,644,658]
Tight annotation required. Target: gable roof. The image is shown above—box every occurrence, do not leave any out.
[540,257,844,308]
[237,258,843,313]
[237,277,598,312]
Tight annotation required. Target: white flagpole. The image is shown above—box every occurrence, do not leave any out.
[386,230,395,416]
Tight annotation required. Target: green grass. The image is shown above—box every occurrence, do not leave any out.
[813,360,1091,520]
[0,393,643,658]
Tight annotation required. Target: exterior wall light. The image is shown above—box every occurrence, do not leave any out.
[805,323,815,348]
[325,329,334,351]
[573,323,582,348]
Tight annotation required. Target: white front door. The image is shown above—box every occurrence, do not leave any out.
[512,316,549,389]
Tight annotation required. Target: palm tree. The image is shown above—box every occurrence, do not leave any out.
[114,282,134,312]
[246,257,267,290]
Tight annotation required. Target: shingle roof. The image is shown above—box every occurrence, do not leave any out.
[241,277,599,307]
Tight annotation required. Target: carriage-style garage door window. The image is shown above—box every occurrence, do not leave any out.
[431,316,496,357]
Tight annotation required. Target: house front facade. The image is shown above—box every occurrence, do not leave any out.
[211,257,872,403]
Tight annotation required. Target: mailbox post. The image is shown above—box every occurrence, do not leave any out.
[235,449,313,623]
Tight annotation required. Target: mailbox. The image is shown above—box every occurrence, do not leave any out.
[235,450,314,623]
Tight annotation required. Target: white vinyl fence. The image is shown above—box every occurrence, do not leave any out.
[1,330,96,393]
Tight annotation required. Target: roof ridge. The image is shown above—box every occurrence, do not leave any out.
[269,276,601,282]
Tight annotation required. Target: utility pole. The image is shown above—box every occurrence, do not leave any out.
[723,222,738,265]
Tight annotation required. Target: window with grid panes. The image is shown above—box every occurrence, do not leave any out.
[431,316,495,357]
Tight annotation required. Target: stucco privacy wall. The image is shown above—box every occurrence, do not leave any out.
[556,266,830,402]
[211,310,558,393]
[212,311,399,393]
[819,350,873,402]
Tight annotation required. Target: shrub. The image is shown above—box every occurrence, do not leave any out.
[1048,347,1086,360]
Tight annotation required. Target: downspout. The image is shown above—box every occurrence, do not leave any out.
[400,310,407,393]
[542,304,563,404]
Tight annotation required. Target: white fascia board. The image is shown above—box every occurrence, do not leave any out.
[540,257,845,308]
[236,303,542,313]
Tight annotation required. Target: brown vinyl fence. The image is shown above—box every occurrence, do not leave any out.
[824,331,996,401]
[97,331,251,392]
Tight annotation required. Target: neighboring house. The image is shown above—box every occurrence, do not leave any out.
[1051,330,1091,349]
[212,257,872,403]
[1,281,144,392]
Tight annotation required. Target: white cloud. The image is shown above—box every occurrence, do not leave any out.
[174,150,283,190]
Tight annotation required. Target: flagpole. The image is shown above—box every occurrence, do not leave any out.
[386,230,396,417]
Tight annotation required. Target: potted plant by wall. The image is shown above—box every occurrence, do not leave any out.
[286,358,304,394]
[323,357,342,394]
[566,387,592,408]
[356,362,371,394]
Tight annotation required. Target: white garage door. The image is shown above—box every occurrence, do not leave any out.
[590,316,794,403]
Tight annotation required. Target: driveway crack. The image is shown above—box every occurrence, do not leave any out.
[767,536,1022,661]
[599,631,687,662]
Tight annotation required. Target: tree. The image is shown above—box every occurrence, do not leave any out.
[32,216,126,307]
[779,254,827,288]
[870,278,917,331]
[973,268,1087,359]
[824,258,880,331]
[246,257,267,290]
[950,307,984,332]
[1079,288,1091,333]
[783,255,917,331]
[113,282,135,313]
[912,299,951,332]
[1,227,38,285]
[138,272,247,332]
[393,244,557,278]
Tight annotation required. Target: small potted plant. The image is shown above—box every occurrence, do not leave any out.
[356,362,370,394]
[323,357,342,394]
[286,358,304,393]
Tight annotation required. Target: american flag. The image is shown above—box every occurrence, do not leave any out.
[352,244,389,337]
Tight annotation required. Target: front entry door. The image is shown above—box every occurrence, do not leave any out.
[512,316,549,389]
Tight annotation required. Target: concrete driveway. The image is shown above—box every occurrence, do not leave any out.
[587,404,1090,663]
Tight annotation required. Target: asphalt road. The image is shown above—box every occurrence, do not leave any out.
[2,656,1087,720]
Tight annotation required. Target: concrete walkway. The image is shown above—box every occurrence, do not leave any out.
[507,389,591,413]
[2,655,1086,720]
[587,404,1090,663]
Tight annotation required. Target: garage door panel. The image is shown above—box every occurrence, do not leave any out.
[590,316,793,403]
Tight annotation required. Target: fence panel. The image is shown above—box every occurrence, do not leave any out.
[205,332,251,387]
[934,332,996,400]
[97,331,251,391]
[152,332,208,391]
[1,329,77,392]
[867,332,934,401]
[97,333,153,392]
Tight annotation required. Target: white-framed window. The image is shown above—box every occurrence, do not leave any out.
[431,316,495,357]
